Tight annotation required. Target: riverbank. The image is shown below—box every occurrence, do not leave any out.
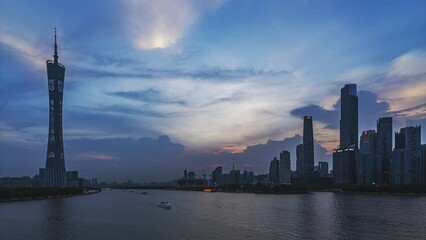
[0,188,101,203]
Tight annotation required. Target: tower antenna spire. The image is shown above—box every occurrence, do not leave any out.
[54,28,59,64]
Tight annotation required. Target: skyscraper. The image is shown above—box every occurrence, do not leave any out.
[303,116,314,182]
[340,84,358,149]
[392,126,423,185]
[333,84,358,186]
[279,151,291,184]
[377,117,392,185]
[296,144,303,175]
[269,157,280,184]
[358,130,377,185]
[318,161,329,177]
[43,29,67,188]
[212,166,223,186]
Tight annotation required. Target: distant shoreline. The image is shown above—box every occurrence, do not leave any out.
[113,186,426,196]
[0,188,101,203]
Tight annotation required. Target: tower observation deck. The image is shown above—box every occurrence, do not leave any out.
[44,29,67,188]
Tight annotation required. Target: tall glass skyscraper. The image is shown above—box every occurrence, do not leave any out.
[333,84,358,186]
[43,29,67,188]
[296,144,303,175]
[340,84,358,149]
[377,117,392,185]
[303,116,314,182]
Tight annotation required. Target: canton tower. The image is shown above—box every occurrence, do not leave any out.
[44,29,67,188]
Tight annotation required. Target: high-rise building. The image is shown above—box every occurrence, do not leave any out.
[318,161,329,177]
[391,126,423,185]
[43,29,67,188]
[333,146,357,186]
[212,166,223,186]
[296,144,303,175]
[340,84,358,149]
[377,117,392,185]
[358,130,378,185]
[303,116,314,183]
[242,170,254,185]
[279,151,291,184]
[269,157,280,184]
[422,144,426,184]
[333,84,358,186]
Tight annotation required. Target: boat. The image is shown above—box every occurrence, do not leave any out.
[203,188,218,193]
[141,192,148,195]
[158,201,171,209]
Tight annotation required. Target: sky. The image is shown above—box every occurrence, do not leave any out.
[0,0,425,182]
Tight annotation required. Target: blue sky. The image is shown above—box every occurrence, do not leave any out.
[0,0,425,182]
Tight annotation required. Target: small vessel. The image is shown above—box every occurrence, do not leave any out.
[141,192,148,195]
[158,201,171,209]
[203,188,217,193]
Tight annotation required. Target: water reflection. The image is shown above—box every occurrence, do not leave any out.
[37,199,78,240]
[1,191,425,240]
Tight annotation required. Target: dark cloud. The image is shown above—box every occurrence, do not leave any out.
[0,134,330,183]
[65,136,186,182]
[290,90,391,131]
[70,60,292,82]
[107,89,247,109]
[181,135,329,178]
[63,106,163,136]
[188,68,292,80]
[290,105,338,129]
[108,88,186,106]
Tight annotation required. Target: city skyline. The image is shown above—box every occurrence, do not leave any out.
[1,0,425,182]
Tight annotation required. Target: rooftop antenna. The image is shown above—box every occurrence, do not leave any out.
[53,28,59,64]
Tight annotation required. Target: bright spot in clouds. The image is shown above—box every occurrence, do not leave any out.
[127,0,226,50]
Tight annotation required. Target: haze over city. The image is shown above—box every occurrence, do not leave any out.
[0,0,425,182]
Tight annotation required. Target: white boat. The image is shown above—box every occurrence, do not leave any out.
[158,201,171,209]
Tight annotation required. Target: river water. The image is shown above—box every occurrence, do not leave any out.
[1,190,425,240]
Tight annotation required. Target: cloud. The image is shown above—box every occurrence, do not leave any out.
[0,33,45,69]
[183,134,330,176]
[339,49,426,113]
[290,105,338,129]
[388,103,426,118]
[388,50,426,77]
[290,90,390,130]
[1,134,331,182]
[108,88,186,105]
[126,0,226,50]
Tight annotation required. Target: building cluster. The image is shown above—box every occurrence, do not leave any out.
[0,173,98,189]
[333,84,425,187]
[179,83,425,189]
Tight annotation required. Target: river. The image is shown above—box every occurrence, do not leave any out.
[1,190,425,239]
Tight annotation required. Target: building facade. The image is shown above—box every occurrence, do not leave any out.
[391,126,423,185]
[279,151,291,184]
[303,116,314,183]
[377,117,392,185]
[333,84,359,186]
[318,161,329,177]
[333,146,357,186]
[358,130,378,185]
[269,157,280,184]
[43,30,67,188]
[212,166,223,186]
[339,84,358,149]
[296,144,303,175]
